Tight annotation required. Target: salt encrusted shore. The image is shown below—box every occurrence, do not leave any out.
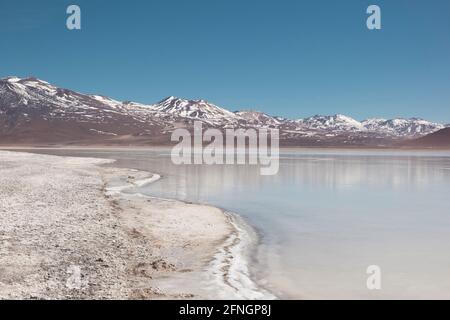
[0,151,273,299]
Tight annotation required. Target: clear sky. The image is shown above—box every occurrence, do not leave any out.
[1,0,449,122]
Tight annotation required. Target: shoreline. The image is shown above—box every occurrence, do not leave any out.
[2,145,450,152]
[103,163,276,299]
[0,150,275,299]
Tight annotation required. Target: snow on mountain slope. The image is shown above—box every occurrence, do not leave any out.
[0,77,170,141]
[235,110,281,127]
[0,76,447,145]
[1,77,156,119]
[152,96,240,124]
[296,114,365,132]
[361,118,444,137]
[291,114,443,138]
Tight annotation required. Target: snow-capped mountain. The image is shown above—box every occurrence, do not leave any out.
[295,114,364,132]
[0,77,171,143]
[0,76,447,146]
[0,77,142,119]
[151,96,240,125]
[361,118,444,137]
[290,114,443,137]
[235,110,281,127]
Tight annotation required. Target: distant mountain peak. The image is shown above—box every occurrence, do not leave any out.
[3,76,22,82]
[3,76,49,84]
[153,95,238,122]
[236,110,267,115]
[296,114,364,132]
[0,76,447,145]
[158,96,178,103]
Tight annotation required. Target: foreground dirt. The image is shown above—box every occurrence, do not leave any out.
[0,151,232,299]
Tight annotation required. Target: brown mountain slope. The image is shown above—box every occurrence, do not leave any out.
[0,77,447,147]
[404,128,450,148]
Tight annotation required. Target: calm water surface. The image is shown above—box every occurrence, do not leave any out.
[29,148,450,299]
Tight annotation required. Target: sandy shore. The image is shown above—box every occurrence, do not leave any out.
[0,151,273,299]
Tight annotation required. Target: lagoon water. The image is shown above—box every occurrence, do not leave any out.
[31,148,450,299]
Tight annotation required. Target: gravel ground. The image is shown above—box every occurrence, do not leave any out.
[0,151,233,299]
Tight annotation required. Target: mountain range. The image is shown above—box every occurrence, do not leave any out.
[0,76,448,147]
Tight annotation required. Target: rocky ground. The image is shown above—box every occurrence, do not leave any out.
[0,151,233,299]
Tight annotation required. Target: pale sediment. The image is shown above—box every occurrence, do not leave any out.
[0,151,274,299]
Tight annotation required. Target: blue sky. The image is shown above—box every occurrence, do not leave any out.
[1,0,449,122]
